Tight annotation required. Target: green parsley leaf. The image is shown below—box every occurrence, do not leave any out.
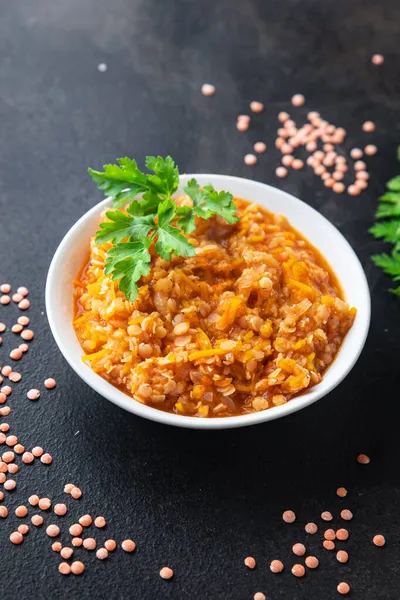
[88,158,149,207]
[89,156,238,302]
[154,199,196,261]
[379,192,400,203]
[145,156,179,198]
[108,241,152,301]
[96,208,155,244]
[390,285,400,296]
[372,253,400,280]
[201,185,240,224]
[370,148,400,296]
[369,220,400,245]
[376,202,400,219]
[180,179,239,233]
[387,176,400,191]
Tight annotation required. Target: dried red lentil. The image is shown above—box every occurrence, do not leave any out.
[52,541,62,552]
[105,539,116,552]
[336,550,349,563]
[373,534,385,547]
[336,528,349,541]
[69,523,83,536]
[41,453,53,465]
[321,511,333,521]
[70,486,82,499]
[282,510,296,524]
[46,524,61,538]
[44,378,56,389]
[72,537,83,547]
[18,524,29,535]
[38,498,51,510]
[341,509,353,521]
[337,582,350,595]
[121,539,136,552]
[292,543,306,556]
[10,531,24,545]
[357,453,370,464]
[27,389,40,401]
[54,503,67,516]
[59,563,71,576]
[323,540,335,551]
[324,529,336,541]
[305,556,319,569]
[70,561,85,575]
[94,515,106,528]
[15,505,28,518]
[61,547,74,559]
[291,564,305,577]
[159,567,174,580]
[244,556,256,569]
[83,538,97,550]
[31,515,44,527]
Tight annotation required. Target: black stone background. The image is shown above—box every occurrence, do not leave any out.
[1,1,400,599]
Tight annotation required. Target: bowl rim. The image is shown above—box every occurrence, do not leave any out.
[46,174,371,429]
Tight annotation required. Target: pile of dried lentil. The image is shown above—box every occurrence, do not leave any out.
[0,279,386,595]
[202,53,384,196]
[1,282,173,579]
[245,458,386,598]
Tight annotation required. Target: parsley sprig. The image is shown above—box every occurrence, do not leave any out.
[370,147,400,296]
[88,156,238,301]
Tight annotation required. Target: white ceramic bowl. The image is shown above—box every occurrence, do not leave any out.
[46,175,370,429]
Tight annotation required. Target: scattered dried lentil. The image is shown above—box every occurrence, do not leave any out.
[10,531,24,544]
[341,509,353,521]
[373,534,385,547]
[323,540,335,551]
[46,524,61,537]
[292,543,306,556]
[83,538,96,550]
[321,511,333,521]
[96,548,109,560]
[282,510,296,523]
[59,563,71,575]
[71,561,85,575]
[121,539,136,552]
[31,515,44,526]
[201,83,215,96]
[54,503,67,516]
[52,541,62,552]
[61,547,74,559]
[291,564,305,577]
[244,556,256,569]
[105,539,116,552]
[336,550,349,563]
[44,378,56,389]
[336,529,349,541]
[357,453,370,464]
[160,567,174,580]
[305,556,319,569]
[337,582,350,595]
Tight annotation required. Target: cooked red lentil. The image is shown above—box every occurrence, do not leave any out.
[73,197,356,418]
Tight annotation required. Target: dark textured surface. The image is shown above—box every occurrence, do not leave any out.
[1,1,400,599]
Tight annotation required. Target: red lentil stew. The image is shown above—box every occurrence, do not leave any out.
[73,196,356,417]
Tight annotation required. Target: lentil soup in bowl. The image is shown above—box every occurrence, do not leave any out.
[46,174,370,429]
